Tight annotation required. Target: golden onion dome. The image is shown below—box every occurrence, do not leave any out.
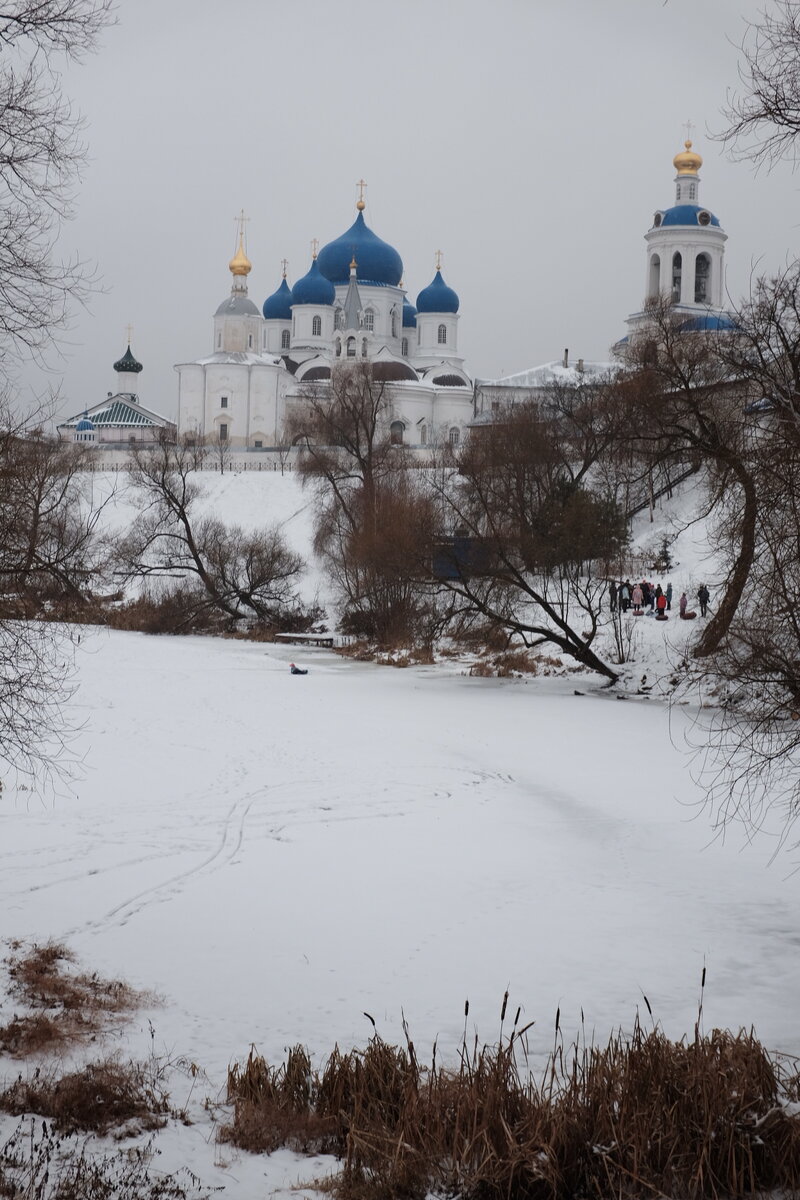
[229,232,252,277]
[673,139,702,176]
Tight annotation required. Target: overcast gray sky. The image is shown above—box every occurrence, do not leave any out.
[21,0,800,421]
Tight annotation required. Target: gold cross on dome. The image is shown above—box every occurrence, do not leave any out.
[280,258,288,278]
[310,237,319,259]
[356,178,367,209]
[435,249,443,271]
[125,323,134,345]
[683,117,695,143]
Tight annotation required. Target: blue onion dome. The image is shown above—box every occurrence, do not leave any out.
[652,205,721,229]
[263,276,293,319]
[75,414,95,431]
[317,210,403,286]
[291,257,336,306]
[113,344,143,374]
[402,295,417,328]
[416,268,459,314]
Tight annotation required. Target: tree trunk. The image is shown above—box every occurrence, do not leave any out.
[693,470,758,659]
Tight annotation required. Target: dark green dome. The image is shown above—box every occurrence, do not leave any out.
[113,344,143,374]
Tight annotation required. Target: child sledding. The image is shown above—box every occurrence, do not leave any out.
[290,663,308,675]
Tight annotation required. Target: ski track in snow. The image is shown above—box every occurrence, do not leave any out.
[41,763,509,940]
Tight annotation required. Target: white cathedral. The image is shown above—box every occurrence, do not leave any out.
[60,141,735,448]
[175,193,474,450]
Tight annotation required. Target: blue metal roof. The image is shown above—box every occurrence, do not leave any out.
[291,258,335,306]
[317,211,403,287]
[402,296,417,328]
[679,313,737,332]
[655,204,721,229]
[263,277,293,320]
[416,269,459,314]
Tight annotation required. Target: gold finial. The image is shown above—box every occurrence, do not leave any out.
[349,254,358,270]
[356,178,367,211]
[280,258,288,279]
[229,209,252,276]
[673,129,702,176]
[435,249,443,272]
[311,237,319,260]
[125,323,134,346]
[674,123,702,175]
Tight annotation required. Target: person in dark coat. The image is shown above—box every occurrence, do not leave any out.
[290,663,308,675]
[697,585,710,617]
[666,581,673,611]
[620,581,631,613]
[609,581,618,612]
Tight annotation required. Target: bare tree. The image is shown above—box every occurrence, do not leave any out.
[0,0,114,366]
[720,0,800,169]
[623,298,757,658]
[433,401,628,682]
[206,430,231,474]
[0,426,110,603]
[121,435,306,626]
[291,363,440,643]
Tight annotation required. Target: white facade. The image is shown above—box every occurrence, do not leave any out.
[176,202,474,449]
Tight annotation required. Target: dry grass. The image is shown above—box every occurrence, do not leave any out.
[469,649,542,677]
[0,1057,169,1137]
[0,1118,211,1198]
[222,1013,800,1200]
[0,940,153,1056]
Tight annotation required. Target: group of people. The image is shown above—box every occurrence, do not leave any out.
[608,580,712,620]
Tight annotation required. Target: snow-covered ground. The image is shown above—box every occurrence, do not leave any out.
[1,471,797,1196]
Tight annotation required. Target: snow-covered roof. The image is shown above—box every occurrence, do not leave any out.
[58,395,174,430]
[187,352,283,367]
[477,360,619,389]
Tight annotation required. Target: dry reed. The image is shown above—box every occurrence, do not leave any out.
[222,1012,800,1200]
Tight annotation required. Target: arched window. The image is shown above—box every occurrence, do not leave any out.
[420,424,428,446]
[438,323,447,345]
[361,338,368,357]
[401,337,408,356]
[312,315,322,337]
[334,307,344,330]
[649,254,661,300]
[391,310,398,337]
[448,426,460,446]
[346,336,356,357]
[363,308,374,331]
[695,253,710,303]
[335,338,342,358]
[671,252,682,302]
[689,182,697,201]
[217,332,222,349]
[390,420,404,446]
[248,334,253,348]
[281,328,290,350]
